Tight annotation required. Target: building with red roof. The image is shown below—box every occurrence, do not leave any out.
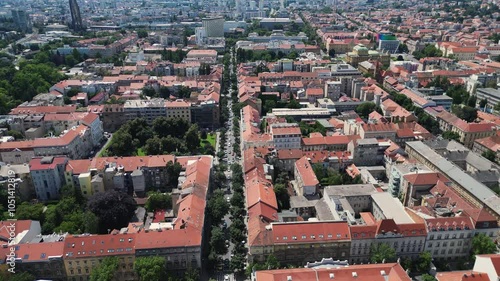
[14,241,65,280]
[294,156,319,196]
[254,263,411,281]
[30,156,69,201]
[63,233,136,280]
[473,135,500,163]
[473,255,500,281]
[270,124,302,150]
[436,111,496,148]
[271,221,351,265]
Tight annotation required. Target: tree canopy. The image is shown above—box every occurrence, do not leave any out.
[471,233,497,256]
[87,190,137,234]
[370,243,396,263]
[145,192,172,211]
[89,257,119,281]
[134,256,167,281]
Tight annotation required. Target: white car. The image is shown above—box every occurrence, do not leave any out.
[224,275,229,281]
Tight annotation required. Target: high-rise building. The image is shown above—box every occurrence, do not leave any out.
[11,9,32,33]
[69,0,83,31]
[202,17,225,37]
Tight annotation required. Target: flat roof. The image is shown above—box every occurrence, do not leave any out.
[371,193,414,224]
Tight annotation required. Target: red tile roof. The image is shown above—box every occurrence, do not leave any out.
[0,220,34,242]
[295,156,319,187]
[436,271,488,281]
[29,156,68,171]
[63,233,136,258]
[403,172,450,186]
[255,263,411,281]
[15,242,64,262]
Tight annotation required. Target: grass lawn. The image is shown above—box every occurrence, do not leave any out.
[136,147,146,156]
[201,133,217,148]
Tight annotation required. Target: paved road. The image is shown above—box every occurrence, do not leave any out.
[94,133,112,158]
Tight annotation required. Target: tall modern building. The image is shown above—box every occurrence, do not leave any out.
[202,17,225,37]
[11,9,32,33]
[69,0,83,31]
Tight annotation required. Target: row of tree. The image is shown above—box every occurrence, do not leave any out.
[89,256,199,281]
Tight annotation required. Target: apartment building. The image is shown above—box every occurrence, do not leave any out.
[165,99,191,123]
[135,156,212,275]
[270,221,351,266]
[0,163,33,200]
[423,217,475,260]
[88,104,127,132]
[0,124,96,164]
[294,156,319,196]
[436,111,496,148]
[253,263,411,281]
[63,233,137,281]
[405,141,500,223]
[270,124,302,150]
[30,156,68,201]
[124,99,167,124]
[473,135,500,163]
[14,241,66,280]
[65,155,176,195]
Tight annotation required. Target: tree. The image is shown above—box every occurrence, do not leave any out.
[137,30,148,38]
[467,95,477,107]
[442,131,460,141]
[185,124,200,153]
[8,272,35,281]
[7,129,23,140]
[109,130,135,156]
[479,98,488,108]
[90,257,119,281]
[328,48,336,57]
[200,130,208,140]
[274,183,290,211]
[453,105,478,122]
[87,190,137,234]
[134,256,167,281]
[421,274,437,281]
[165,161,182,190]
[207,190,229,224]
[142,86,157,97]
[471,233,497,256]
[417,251,433,273]
[355,102,378,119]
[145,192,172,211]
[370,243,396,263]
[144,136,162,155]
[210,227,227,255]
[482,150,497,163]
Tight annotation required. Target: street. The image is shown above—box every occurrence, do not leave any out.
[214,49,240,281]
